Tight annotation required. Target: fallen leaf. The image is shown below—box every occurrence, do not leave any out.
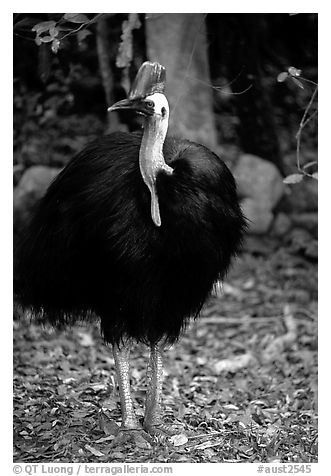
[101,398,118,411]
[85,444,104,457]
[94,435,115,444]
[194,440,222,450]
[170,433,188,447]
[223,404,240,410]
[214,353,256,374]
[77,331,95,347]
[99,412,119,436]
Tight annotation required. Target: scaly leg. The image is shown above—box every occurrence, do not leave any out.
[143,343,179,439]
[110,342,152,448]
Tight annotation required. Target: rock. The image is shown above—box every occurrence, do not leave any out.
[234,154,285,208]
[286,228,317,260]
[271,212,292,237]
[14,165,60,235]
[243,236,277,256]
[241,198,274,234]
[304,239,318,260]
[290,212,318,238]
[13,164,25,186]
[282,178,318,213]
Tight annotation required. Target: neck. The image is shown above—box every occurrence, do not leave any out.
[139,115,173,227]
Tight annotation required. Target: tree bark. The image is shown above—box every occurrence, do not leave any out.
[145,13,217,151]
[96,17,123,132]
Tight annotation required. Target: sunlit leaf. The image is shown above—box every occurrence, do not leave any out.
[51,39,60,54]
[283,173,304,184]
[64,13,89,24]
[277,72,288,83]
[288,66,302,77]
[32,21,56,34]
[291,77,304,89]
[77,29,92,43]
[49,26,59,38]
[40,36,54,43]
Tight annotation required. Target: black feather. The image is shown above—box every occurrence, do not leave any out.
[14,131,246,345]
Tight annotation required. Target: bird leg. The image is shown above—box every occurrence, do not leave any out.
[143,343,178,439]
[111,342,152,448]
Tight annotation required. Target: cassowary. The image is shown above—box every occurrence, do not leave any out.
[14,62,246,446]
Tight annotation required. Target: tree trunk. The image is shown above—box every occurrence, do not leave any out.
[145,13,217,151]
[96,17,124,132]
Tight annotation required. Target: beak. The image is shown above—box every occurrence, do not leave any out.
[108,98,154,116]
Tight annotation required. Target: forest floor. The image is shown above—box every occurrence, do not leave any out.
[13,236,317,464]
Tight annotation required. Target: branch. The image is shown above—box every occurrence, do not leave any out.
[262,305,297,362]
[60,14,105,41]
[96,18,125,132]
[295,85,318,177]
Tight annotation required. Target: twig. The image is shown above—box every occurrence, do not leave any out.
[263,305,297,362]
[214,352,257,374]
[188,430,226,439]
[299,77,318,87]
[14,32,35,42]
[60,14,105,41]
[144,14,165,21]
[295,85,318,177]
[302,109,318,129]
[295,308,316,320]
[185,74,253,96]
[200,315,282,324]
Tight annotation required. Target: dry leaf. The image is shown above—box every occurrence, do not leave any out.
[99,412,119,436]
[214,353,256,374]
[85,444,104,457]
[170,433,188,447]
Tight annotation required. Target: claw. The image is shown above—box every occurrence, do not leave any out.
[110,429,153,449]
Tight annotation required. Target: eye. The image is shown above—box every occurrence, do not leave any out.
[145,100,154,109]
[161,107,166,117]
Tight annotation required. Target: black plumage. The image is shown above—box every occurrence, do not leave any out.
[15,62,246,443]
[15,130,245,346]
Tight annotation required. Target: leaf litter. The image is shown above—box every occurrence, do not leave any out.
[14,238,317,463]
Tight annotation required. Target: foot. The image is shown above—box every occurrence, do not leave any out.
[143,422,184,443]
[110,428,153,449]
